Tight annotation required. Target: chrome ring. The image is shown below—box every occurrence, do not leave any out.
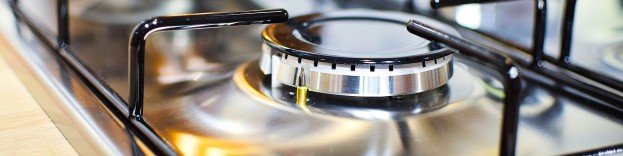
[271,49,453,96]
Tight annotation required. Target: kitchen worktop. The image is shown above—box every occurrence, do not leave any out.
[0,34,77,155]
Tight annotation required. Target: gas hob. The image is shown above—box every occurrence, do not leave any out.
[2,0,623,155]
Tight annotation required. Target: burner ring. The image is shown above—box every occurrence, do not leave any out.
[271,52,453,96]
[261,10,460,96]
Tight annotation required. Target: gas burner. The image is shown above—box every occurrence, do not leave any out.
[263,65,485,120]
[260,10,460,97]
[602,41,623,71]
[234,61,485,120]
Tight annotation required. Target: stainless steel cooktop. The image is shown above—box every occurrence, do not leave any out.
[2,0,623,155]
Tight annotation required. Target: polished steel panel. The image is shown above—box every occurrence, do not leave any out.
[140,59,623,155]
[0,2,146,155]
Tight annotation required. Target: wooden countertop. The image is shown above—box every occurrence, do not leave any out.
[0,35,77,155]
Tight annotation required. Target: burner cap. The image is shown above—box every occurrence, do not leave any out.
[261,10,460,96]
[262,10,457,64]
